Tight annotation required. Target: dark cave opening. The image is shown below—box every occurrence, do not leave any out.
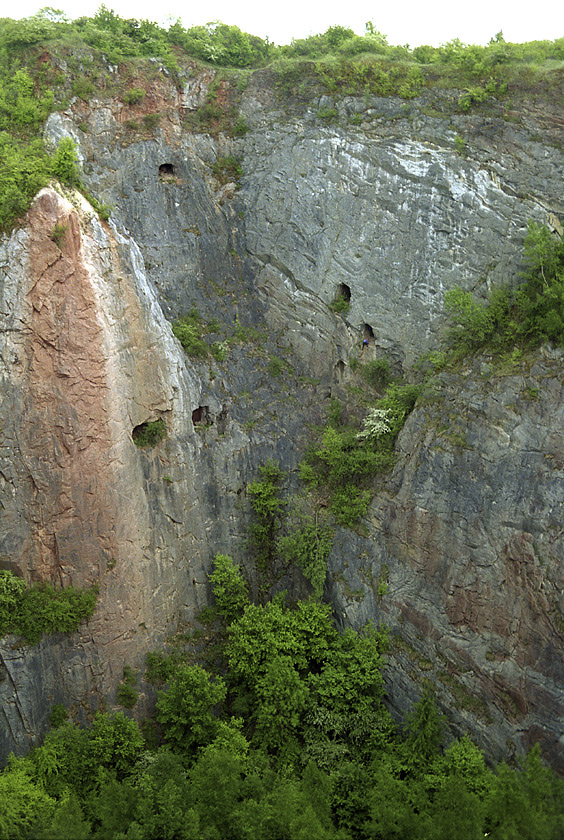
[159,163,176,179]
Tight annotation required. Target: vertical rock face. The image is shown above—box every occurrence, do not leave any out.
[327,354,564,770]
[243,128,545,368]
[0,187,209,755]
[2,64,564,770]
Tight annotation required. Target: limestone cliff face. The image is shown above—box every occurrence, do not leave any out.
[0,186,209,755]
[327,351,564,769]
[2,60,564,768]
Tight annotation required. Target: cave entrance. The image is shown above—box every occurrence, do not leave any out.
[192,406,210,426]
[334,360,345,382]
[337,283,351,302]
[159,163,176,180]
[362,324,375,340]
[132,419,167,448]
[330,283,351,314]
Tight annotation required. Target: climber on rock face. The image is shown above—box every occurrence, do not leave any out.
[362,338,369,350]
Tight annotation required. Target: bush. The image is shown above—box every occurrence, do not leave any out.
[0,135,51,231]
[143,113,160,130]
[0,571,98,644]
[132,419,167,448]
[209,554,249,623]
[50,223,67,247]
[72,77,95,101]
[123,87,145,105]
[52,138,80,186]
[360,358,391,389]
[231,116,248,136]
[212,155,243,185]
[278,514,333,598]
[172,314,209,358]
[116,666,139,708]
[267,355,285,376]
[211,341,228,362]
[49,704,69,728]
[444,222,564,356]
[300,382,419,526]
[329,291,350,315]
[248,461,285,568]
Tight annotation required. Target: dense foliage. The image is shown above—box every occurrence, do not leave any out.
[1,559,563,838]
[444,221,564,358]
[245,460,334,598]
[300,384,420,526]
[0,570,97,644]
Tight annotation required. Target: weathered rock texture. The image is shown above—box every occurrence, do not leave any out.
[0,186,208,755]
[2,59,564,770]
[327,351,564,768]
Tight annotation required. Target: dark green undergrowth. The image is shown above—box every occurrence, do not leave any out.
[1,556,563,839]
[444,221,564,360]
[0,570,97,644]
[300,383,420,527]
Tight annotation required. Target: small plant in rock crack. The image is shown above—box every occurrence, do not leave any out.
[50,223,67,248]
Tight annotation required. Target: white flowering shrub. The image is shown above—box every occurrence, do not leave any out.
[356,408,392,441]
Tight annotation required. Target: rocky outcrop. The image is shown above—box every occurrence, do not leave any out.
[2,59,564,768]
[0,186,209,755]
[327,351,564,769]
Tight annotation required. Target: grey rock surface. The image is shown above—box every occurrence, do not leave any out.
[1,61,564,769]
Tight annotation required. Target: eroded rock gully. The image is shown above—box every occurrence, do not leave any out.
[2,63,564,769]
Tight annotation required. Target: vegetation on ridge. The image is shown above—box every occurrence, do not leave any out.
[0,8,563,231]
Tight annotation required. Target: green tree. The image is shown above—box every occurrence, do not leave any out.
[52,137,80,186]
[209,553,249,623]
[247,460,285,569]
[156,664,226,754]
[87,711,145,780]
[278,510,333,599]
[36,791,91,840]
[0,757,56,840]
[401,689,445,776]
[485,746,564,840]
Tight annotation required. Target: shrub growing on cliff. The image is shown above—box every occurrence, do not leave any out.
[209,553,250,623]
[444,221,564,358]
[0,135,51,231]
[0,570,98,644]
[52,137,80,186]
[359,357,391,389]
[212,155,243,186]
[172,309,209,358]
[247,460,285,569]
[300,383,418,527]
[132,419,167,448]
[123,87,146,105]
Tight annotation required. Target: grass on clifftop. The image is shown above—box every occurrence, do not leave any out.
[1,11,564,230]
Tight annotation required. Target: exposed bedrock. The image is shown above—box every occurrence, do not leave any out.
[1,65,564,766]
